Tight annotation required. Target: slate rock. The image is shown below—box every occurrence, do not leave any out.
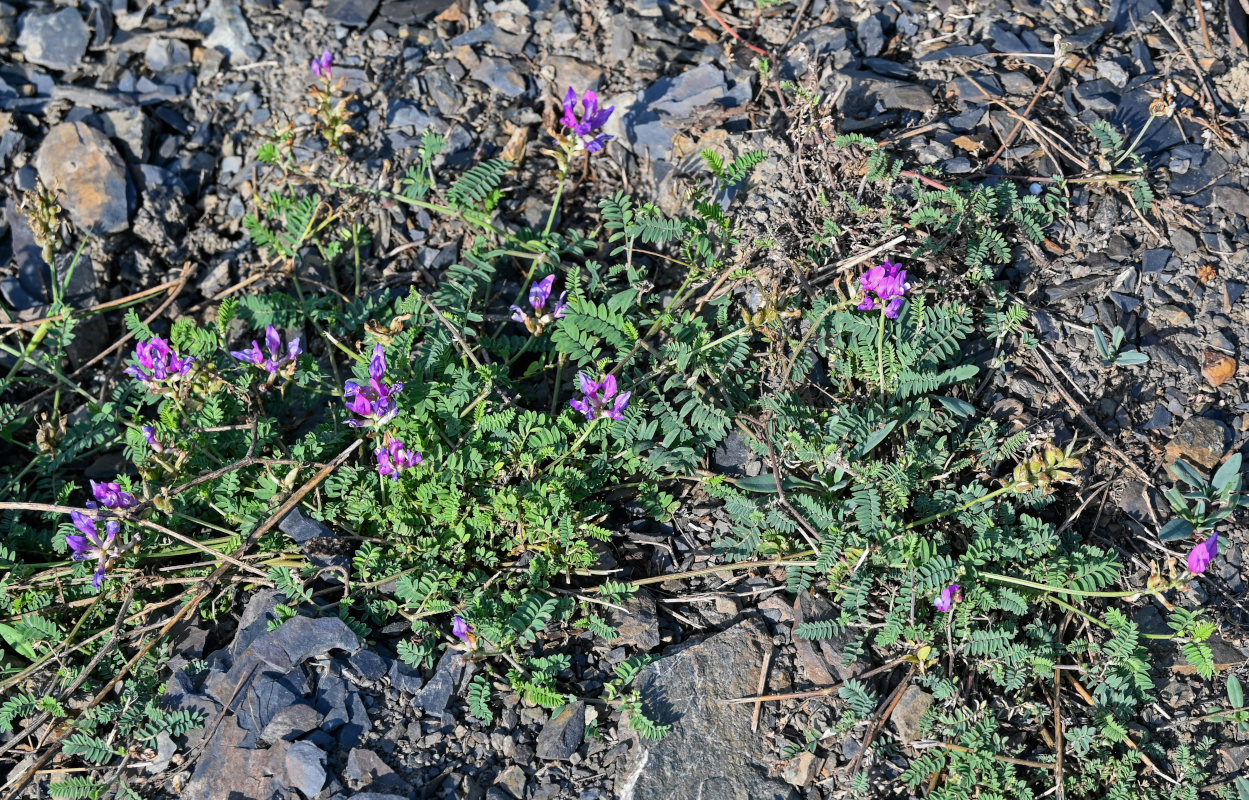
[273,616,360,665]
[387,657,424,694]
[285,741,327,797]
[144,731,177,775]
[536,701,586,760]
[891,686,933,743]
[18,8,89,71]
[278,506,333,544]
[228,589,286,661]
[235,670,303,738]
[782,751,819,787]
[792,591,857,682]
[1108,0,1165,33]
[349,648,389,682]
[424,69,464,117]
[1141,248,1170,273]
[857,13,885,57]
[35,122,131,235]
[494,765,527,799]
[615,617,798,800]
[316,673,351,732]
[607,589,660,651]
[260,701,322,743]
[712,430,763,477]
[1213,186,1249,220]
[471,57,527,98]
[1164,417,1227,470]
[380,0,454,24]
[414,647,465,715]
[337,689,372,748]
[326,0,380,26]
[146,38,191,72]
[346,747,412,793]
[182,715,289,800]
[197,0,257,63]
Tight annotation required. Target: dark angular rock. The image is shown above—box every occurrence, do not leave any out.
[228,589,286,661]
[712,430,763,477]
[260,701,322,743]
[425,69,464,118]
[316,673,350,732]
[1141,248,1170,273]
[615,618,797,800]
[325,0,379,26]
[607,589,660,651]
[414,647,465,715]
[271,616,360,668]
[891,686,933,743]
[349,649,389,682]
[197,0,258,63]
[345,747,413,793]
[536,701,586,760]
[182,715,289,800]
[387,657,424,694]
[857,13,885,58]
[18,8,89,71]
[380,0,454,24]
[285,741,327,798]
[278,506,333,544]
[471,57,527,98]
[337,689,371,748]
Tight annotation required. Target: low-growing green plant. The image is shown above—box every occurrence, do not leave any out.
[1093,324,1150,367]
[0,48,1240,800]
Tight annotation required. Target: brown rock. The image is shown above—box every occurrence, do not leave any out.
[792,591,857,683]
[782,751,820,787]
[1151,304,1193,328]
[890,686,933,744]
[1201,349,1237,387]
[35,122,131,234]
[608,589,660,651]
[1164,417,1227,470]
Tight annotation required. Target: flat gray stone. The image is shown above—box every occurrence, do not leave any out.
[285,741,327,797]
[18,8,89,71]
[615,618,798,800]
[607,590,660,651]
[196,0,257,63]
[535,701,585,760]
[414,648,465,715]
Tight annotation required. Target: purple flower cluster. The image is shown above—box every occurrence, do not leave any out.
[511,274,568,333]
[857,260,910,319]
[1188,533,1218,574]
[570,373,631,421]
[934,583,961,612]
[89,481,136,510]
[311,49,333,80]
[231,325,302,376]
[124,337,194,384]
[344,344,404,428]
[376,436,422,480]
[561,87,613,153]
[68,511,121,589]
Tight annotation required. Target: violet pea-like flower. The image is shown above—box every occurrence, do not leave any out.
[231,325,302,376]
[510,274,568,332]
[934,583,962,612]
[857,259,911,319]
[376,437,422,480]
[1187,533,1218,574]
[124,337,194,384]
[569,373,631,421]
[561,87,614,153]
[344,344,404,428]
[68,510,121,589]
[311,49,333,80]
[89,480,136,510]
[452,616,471,641]
[142,425,165,453]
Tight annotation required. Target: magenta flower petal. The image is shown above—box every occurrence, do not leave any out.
[561,87,614,152]
[934,583,961,612]
[1187,533,1218,574]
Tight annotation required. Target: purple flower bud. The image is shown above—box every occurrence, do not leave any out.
[513,275,569,331]
[311,49,333,79]
[142,425,165,453]
[561,87,614,153]
[376,437,422,480]
[125,337,194,385]
[344,344,404,428]
[1187,533,1218,574]
[90,480,136,510]
[452,616,471,641]
[231,325,302,376]
[570,373,631,421]
[934,583,961,612]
